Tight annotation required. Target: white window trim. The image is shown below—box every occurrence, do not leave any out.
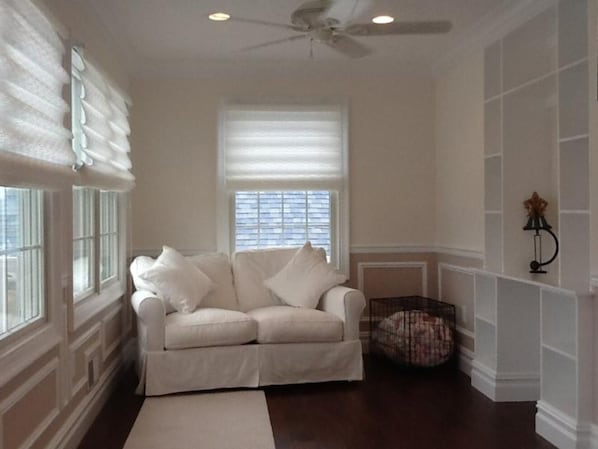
[70,192,127,331]
[217,97,350,276]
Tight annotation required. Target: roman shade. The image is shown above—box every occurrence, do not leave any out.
[72,47,134,191]
[0,0,73,182]
[221,101,346,191]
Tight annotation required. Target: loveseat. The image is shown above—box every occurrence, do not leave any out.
[130,243,366,396]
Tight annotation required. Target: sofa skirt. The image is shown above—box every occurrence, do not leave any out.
[140,340,363,396]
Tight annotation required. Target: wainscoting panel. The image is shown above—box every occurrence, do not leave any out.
[0,359,60,449]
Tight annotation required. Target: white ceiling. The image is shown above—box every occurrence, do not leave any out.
[76,0,515,77]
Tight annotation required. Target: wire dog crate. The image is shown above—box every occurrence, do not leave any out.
[369,296,456,368]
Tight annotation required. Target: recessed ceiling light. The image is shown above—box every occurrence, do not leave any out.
[372,15,394,24]
[209,12,231,21]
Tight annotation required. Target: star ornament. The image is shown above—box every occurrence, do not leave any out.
[523,191,548,219]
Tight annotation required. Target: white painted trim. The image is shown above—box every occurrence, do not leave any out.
[101,304,123,362]
[458,345,474,377]
[49,345,131,449]
[438,263,476,330]
[0,358,60,449]
[535,400,594,449]
[434,0,558,75]
[456,325,475,340]
[68,323,102,400]
[350,244,436,254]
[471,360,540,402]
[590,276,598,290]
[357,261,428,297]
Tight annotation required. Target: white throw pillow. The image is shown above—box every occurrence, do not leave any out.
[264,242,346,309]
[139,246,214,314]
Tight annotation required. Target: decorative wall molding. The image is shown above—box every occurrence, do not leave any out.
[434,0,558,74]
[471,360,540,402]
[68,323,102,401]
[50,339,134,449]
[455,325,475,340]
[458,345,474,377]
[101,304,123,363]
[357,261,428,297]
[536,400,594,449]
[0,358,60,449]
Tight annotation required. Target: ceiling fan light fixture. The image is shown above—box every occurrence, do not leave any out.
[208,12,231,21]
[372,15,395,24]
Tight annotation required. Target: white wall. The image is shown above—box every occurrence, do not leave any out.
[434,51,485,253]
[129,75,436,253]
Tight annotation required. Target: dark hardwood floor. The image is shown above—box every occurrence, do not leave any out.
[77,356,555,449]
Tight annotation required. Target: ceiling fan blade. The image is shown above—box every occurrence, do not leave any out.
[228,16,300,32]
[345,20,452,36]
[238,34,308,53]
[325,35,371,58]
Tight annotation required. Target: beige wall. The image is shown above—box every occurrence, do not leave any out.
[0,2,133,449]
[434,51,485,254]
[129,75,436,253]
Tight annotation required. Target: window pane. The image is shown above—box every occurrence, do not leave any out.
[234,190,331,257]
[73,238,94,299]
[99,191,118,284]
[0,187,44,339]
[73,187,94,239]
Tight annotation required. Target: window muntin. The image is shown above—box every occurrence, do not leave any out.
[234,191,332,258]
[0,187,44,339]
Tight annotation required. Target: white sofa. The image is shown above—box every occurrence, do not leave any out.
[130,247,366,396]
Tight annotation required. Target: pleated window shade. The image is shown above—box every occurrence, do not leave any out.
[0,0,72,168]
[71,47,134,190]
[221,102,346,191]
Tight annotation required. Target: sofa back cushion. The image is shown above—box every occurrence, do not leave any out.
[187,253,239,311]
[232,246,326,312]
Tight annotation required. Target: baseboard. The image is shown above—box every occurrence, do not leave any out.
[536,401,594,449]
[458,346,473,377]
[50,338,136,449]
[471,361,539,402]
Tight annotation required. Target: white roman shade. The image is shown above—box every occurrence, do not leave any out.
[72,47,134,191]
[0,0,72,175]
[221,101,347,191]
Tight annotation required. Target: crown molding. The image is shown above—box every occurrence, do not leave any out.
[433,0,558,75]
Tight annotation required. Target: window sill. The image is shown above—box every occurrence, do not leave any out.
[72,281,125,331]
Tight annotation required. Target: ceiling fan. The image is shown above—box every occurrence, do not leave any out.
[223,0,452,59]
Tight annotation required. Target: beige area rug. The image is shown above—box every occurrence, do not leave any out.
[123,390,276,449]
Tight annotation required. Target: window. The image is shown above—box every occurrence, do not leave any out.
[72,188,120,302]
[219,99,349,274]
[0,0,71,341]
[235,191,332,258]
[0,187,44,339]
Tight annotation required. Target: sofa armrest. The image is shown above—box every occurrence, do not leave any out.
[131,290,166,351]
[319,286,366,341]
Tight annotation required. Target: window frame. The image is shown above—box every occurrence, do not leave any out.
[218,97,349,276]
[71,188,124,309]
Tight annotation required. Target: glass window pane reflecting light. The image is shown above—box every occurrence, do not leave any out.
[0,187,44,339]
[73,187,94,300]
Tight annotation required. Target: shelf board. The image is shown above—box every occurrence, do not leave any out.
[542,343,576,362]
[475,315,496,327]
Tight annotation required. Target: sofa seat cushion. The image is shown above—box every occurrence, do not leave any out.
[247,306,343,344]
[165,308,257,349]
